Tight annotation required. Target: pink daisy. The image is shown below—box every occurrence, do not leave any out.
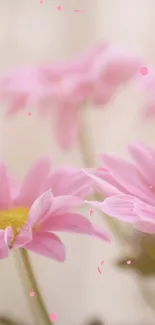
[0,157,110,260]
[0,43,141,148]
[83,142,155,234]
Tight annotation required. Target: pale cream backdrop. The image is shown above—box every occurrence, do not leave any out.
[0,0,155,324]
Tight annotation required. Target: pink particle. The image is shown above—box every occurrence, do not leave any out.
[74,9,84,13]
[127,260,131,264]
[90,209,93,216]
[50,314,57,322]
[40,0,43,3]
[57,5,62,11]
[30,291,35,296]
[140,66,148,75]
[28,112,32,116]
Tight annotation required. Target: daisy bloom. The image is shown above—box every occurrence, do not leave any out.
[83,142,155,234]
[0,157,110,260]
[0,43,141,148]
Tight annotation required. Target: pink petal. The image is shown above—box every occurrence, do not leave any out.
[40,212,94,234]
[128,142,155,187]
[135,221,155,233]
[101,154,155,205]
[91,223,111,242]
[55,103,79,149]
[40,212,111,242]
[7,96,27,116]
[82,169,121,197]
[13,222,32,248]
[0,230,9,259]
[85,195,140,223]
[16,157,52,206]
[28,190,53,227]
[0,162,12,209]
[4,227,14,246]
[103,50,141,86]
[41,167,92,198]
[92,82,116,105]
[95,166,129,194]
[134,201,155,222]
[49,195,83,215]
[25,232,66,261]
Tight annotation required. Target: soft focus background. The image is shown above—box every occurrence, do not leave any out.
[0,0,155,324]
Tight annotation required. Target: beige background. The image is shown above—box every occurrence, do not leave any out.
[0,0,155,324]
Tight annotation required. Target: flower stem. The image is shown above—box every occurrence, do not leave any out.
[14,248,52,325]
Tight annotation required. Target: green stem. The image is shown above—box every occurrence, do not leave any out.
[14,248,52,325]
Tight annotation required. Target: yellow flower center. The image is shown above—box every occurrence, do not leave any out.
[0,207,29,237]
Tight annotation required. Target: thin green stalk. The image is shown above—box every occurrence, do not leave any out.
[14,248,52,325]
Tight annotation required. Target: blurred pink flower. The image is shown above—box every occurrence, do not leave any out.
[83,142,155,234]
[0,157,110,260]
[0,43,141,148]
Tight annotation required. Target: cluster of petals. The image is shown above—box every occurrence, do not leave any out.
[0,156,110,260]
[83,142,155,234]
[0,42,141,148]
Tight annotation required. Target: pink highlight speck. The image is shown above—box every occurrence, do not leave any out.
[40,0,43,3]
[74,9,84,13]
[30,291,35,296]
[140,66,148,75]
[50,314,57,322]
[127,260,131,264]
[57,5,62,11]
[89,209,93,216]
[28,112,32,116]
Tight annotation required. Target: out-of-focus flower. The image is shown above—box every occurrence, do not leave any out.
[0,157,110,260]
[0,43,141,148]
[83,142,155,234]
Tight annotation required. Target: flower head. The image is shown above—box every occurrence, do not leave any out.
[83,142,155,234]
[0,43,141,148]
[0,157,110,260]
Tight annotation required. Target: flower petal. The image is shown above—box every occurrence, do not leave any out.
[0,162,12,209]
[49,195,83,215]
[16,157,52,206]
[85,195,140,223]
[13,222,32,248]
[40,212,94,234]
[103,49,141,85]
[135,221,155,233]
[101,154,155,204]
[134,201,155,222]
[128,142,155,187]
[0,230,9,259]
[40,212,111,242]
[25,232,66,261]
[28,190,53,227]
[82,169,121,197]
[4,227,14,246]
[55,103,79,149]
[41,167,92,198]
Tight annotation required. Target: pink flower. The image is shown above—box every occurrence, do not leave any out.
[0,157,110,260]
[83,142,155,234]
[0,43,141,148]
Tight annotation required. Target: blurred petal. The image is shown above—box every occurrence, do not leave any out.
[16,157,52,206]
[55,103,79,149]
